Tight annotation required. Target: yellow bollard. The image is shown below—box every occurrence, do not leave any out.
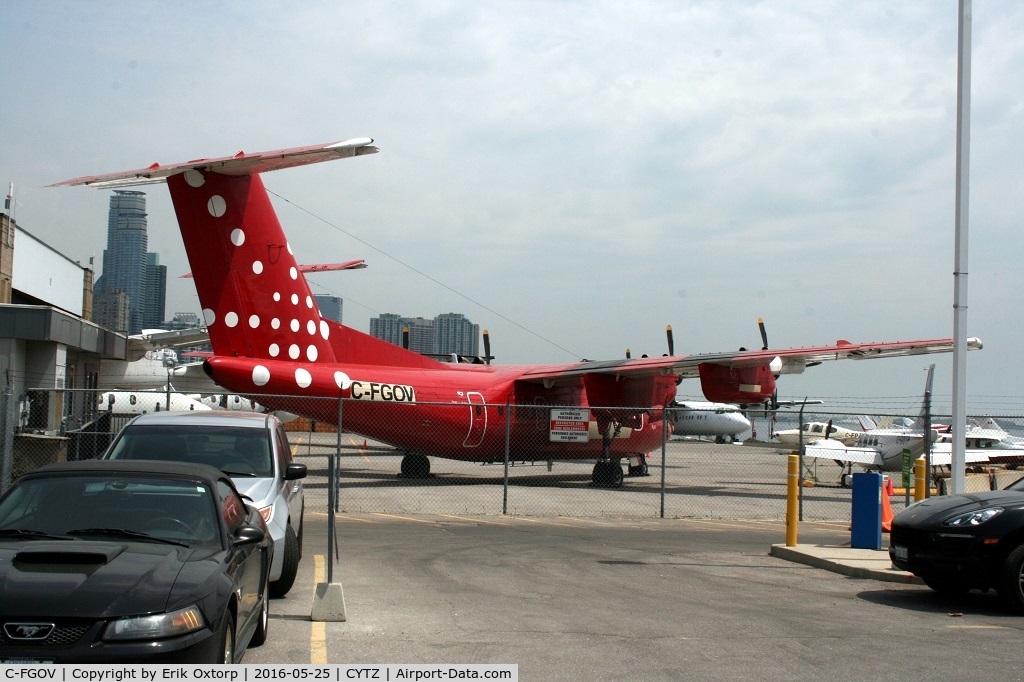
[786,453,799,547]
[914,456,927,502]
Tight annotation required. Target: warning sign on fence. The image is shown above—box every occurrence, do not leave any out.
[550,408,590,442]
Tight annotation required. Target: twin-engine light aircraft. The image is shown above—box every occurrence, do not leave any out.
[669,401,751,443]
[56,139,982,486]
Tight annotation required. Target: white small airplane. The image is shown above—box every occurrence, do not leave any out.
[98,390,211,414]
[669,401,751,442]
[99,328,220,392]
[803,366,995,481]
[775,421,860,448]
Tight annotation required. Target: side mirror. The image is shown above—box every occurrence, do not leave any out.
[284,463,308,481]
[232,524,266,547]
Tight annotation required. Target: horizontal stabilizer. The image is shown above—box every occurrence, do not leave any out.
[52,139,378,189]
[180,260,367,279]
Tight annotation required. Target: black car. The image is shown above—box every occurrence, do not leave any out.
[0,460,272,663]
[889,474,1024,612]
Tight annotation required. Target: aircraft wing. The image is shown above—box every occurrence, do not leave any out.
[517,337,983,385]
[804,440,886,466]
[928,443,993,466]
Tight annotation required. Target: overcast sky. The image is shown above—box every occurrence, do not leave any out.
[2,1,1021,413]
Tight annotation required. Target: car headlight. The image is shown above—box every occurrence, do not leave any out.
[943,507,1004,527]
[103,604,205,641]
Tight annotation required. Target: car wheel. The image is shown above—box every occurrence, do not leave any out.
[219,610,236,664]
[270,525,300,598]
[250,577,270,647]
[997,543,1024,614]
[922,575,970,595]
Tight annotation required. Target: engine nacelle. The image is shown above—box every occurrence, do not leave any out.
[697,363,777,404]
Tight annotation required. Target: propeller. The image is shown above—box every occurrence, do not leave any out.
[625,348,631,359]
[483,329,492,365]
[666,325,674,357]
[402,326,410,350]
[759,317,784,375]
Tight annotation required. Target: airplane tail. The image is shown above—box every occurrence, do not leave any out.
[59,140,443,370]
[857,415,877,431]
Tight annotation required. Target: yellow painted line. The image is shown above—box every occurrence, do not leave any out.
[669,518,773,531]
[947,625,1008,630]
[336,514,377,524]
[349,437,370,462]
[506,516,577,528]
[556,516,617,526]
[435,514,512,526]
[371,513,436,524]
[311,556,327,664]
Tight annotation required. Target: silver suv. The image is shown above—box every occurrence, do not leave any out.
[102,411,306,597]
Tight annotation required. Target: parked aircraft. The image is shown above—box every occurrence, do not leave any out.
[98,390,211,414]
[56,139,982,486]
[775,421,860,448]
[804,367,995,481]
[669,401,751,443]
[99,328,220,392]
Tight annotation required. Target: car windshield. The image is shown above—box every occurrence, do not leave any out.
[107,424,274,478]
[0,474,220,546]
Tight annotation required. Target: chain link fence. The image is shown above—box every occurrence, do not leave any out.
[4,388,1023,522]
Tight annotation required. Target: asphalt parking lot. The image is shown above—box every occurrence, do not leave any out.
[245,512,1024,680]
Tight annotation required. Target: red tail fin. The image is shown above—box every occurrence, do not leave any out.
[166,168,441,368]
[167,170,330,362]
[56,139,444,369]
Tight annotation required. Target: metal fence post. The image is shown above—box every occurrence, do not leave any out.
[798,400,806,522]
[327,396,343,583]
[660,412,667,519]
[0,387,14,493]
[502,399,511,515]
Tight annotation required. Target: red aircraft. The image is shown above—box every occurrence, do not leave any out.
[56,139,982,486]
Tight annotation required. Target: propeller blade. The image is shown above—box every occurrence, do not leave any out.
[402,326,410,350]
[758,317,768,350]
[625,348,631,359]
[483,329,491,365]
[666,325,674,356]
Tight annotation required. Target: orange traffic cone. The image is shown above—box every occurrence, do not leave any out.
[881,475,895,533]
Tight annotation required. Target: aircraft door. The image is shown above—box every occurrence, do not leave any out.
[464,392,487,447]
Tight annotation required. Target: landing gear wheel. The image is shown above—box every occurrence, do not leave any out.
[627,461,649,477]
[401,453,431,478]
[270,525,300,598]
[592,461,624,487]
[997,543,1024,614]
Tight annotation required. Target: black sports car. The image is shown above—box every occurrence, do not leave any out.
[0,460,272,663]
[889,474,1024,612]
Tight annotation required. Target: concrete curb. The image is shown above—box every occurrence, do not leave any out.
[770,543,924,585]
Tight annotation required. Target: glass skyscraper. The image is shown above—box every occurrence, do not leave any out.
[93,190,165,334]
